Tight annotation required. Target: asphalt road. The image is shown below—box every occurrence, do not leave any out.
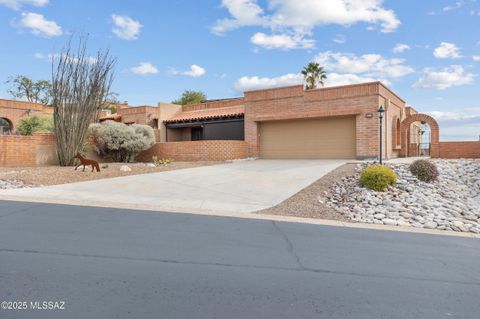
[0,200,479,319]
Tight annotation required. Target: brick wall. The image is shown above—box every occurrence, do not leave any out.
[118,106,159,126]
[438,141,480,159]
[153,129,161,142]
[182,98,244,112]
[0,132,57,166]
[137,140,247,162]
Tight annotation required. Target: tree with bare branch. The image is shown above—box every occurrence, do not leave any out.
[51,37,116,166]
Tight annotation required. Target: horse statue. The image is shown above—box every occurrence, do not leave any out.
[74,153,101,172]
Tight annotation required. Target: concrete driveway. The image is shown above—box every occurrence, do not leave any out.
[0,160,346,214]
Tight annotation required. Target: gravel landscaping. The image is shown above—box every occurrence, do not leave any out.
[0,161,219,188]
[257,163,355,221]
[325,159,480,234]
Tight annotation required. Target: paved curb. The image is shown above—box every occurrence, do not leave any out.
[1,194,479,239]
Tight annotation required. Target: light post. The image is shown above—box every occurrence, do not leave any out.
[378,105,385,164]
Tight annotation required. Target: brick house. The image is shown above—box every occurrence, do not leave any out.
[243,82,418,160]
[104,81,480,161]
[0,99,56,166]
[0,99,53,134]
[2,81,478,166]
[135,82,428,161]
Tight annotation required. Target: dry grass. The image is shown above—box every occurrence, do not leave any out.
[257,163,356,221]
[0,161,220,186]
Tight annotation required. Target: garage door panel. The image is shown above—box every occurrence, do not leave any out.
[259,117,356,159]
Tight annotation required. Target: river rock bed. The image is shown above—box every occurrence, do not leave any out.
[325,159,480,233]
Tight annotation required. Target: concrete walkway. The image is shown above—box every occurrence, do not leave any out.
[0,160,346,214]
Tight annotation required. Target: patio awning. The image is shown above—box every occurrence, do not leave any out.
[164,105,244,124]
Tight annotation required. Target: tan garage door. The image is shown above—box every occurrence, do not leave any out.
[259,117,356,159]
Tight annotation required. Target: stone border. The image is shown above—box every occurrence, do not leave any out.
[1,194,478,239]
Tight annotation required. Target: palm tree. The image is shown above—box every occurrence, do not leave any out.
[301,62,327,90]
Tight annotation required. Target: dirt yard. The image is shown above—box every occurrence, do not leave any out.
[0,162,220,187]
[257,163,356,221]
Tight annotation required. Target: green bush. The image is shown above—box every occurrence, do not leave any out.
[410,159,439,182]
[359,165,397,191]
[17,115,54,135]
[88,121,155,162]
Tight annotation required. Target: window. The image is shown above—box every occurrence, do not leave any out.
[191,127,203,141]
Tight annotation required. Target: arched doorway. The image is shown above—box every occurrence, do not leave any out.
[400,114,439,158]
[0,117,13,134]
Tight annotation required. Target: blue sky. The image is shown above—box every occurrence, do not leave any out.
[0,0,479,140]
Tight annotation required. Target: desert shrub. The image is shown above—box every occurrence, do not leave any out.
[152,156,173,166]
[17,115,54,135]
[359,165,397,191]
[88,121,155,162]
[409,159,439,182]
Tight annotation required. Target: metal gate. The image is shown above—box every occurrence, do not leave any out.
[409,125,431,157]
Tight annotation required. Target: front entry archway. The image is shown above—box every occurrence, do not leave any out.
[0,117,13,134]
[400,114,439,158]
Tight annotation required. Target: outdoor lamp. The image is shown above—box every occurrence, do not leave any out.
[377,106,385,164]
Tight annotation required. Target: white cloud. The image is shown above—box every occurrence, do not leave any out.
[18,12,62,37]
[211,0,267,34]
[35,52,98,64]
[184,65,206,77]
[428,0,475,16]
[54,53,97,64]
[433,42,462,59]
[333,34,346,44]
[393,43,410,53]
[235,50,413,92]
[0,0,47,9]
[429,110,478,121]
[212,0,400,49]
[234,73,302,92]
[473,55,480,61]
[413,65,475,90]
[250,32,314,50]
[314,51,414,79]
[33,52,45,59]
[326,73,383,86]
[267,0,400,33]
[442,1,465,12]
[440,123,480,141]
[111,14,142,40]
[170,64,206,77]
[130,62,158,75]
[234,71,381,92]
[429,108,480,141]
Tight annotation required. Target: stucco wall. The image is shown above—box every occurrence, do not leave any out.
[158,102,182,142]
